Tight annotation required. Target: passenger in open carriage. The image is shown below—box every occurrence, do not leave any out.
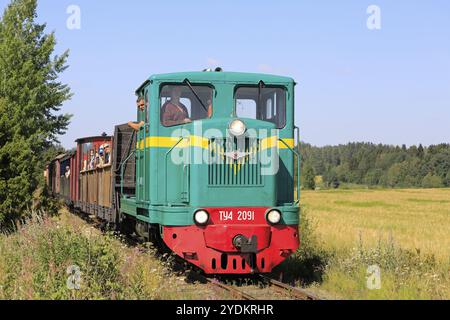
[89,150,95,170]
[104,144,111,165]
[98,145,105,168]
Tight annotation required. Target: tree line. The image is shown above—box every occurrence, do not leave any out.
[300,142,450,190]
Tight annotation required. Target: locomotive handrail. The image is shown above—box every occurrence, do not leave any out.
[164,137,187,203]
[183,164,190,203]
[142,123,150,203]
[279,137,300,205]
[120,149,136,196]
[294,126,300,151]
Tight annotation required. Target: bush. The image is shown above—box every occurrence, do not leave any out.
[445,170,450,187]
[421,174,444,188]
[0,214,164,300]
[324,236,449,299]
[274,207,330,285]
[301,164,316,190]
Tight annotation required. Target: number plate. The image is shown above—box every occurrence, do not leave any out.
[219,210,255,222]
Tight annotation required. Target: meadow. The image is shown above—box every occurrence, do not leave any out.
[283,188,450,300]
[301,188,450,261]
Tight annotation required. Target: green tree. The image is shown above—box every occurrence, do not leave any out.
[302,163,316,190]
[417,144,424,158]
[445,170,450,187]
[300,141,450,189]
[323,168,340,189]
[0,0,72,226]
[363,169,383,186]
[421,173,444,189]
[386,163,402,187]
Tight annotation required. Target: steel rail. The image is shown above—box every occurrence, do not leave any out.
[205,278,257,301]
[261,275,323,300]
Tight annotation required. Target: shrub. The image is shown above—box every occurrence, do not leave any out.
[0,214,165,300]
[301,164,316,190]
[325,235,449,299]
[421,174,444,188]
[274,207,330,285]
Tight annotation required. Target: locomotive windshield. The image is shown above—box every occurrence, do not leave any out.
[235,86,286,128]
[160,84,213,127]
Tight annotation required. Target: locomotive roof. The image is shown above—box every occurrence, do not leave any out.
[136,71,295,93]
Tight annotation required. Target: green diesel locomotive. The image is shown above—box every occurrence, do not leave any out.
[47,70,301,275]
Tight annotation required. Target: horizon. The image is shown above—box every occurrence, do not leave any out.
[1,0,449,148]
[300,140,449,148]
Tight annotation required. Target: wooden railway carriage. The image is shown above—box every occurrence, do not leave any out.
[74,136,115,220]
[59,152,75,203]
[46,153,69,197]
[49,71,301,275]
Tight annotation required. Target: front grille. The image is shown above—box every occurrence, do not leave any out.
[208,137,263,186]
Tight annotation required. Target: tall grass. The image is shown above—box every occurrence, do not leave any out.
[0,212,169,300]
[273,206,331,286]
[276,207,449,300]
[301,188,450,262]
[324,234,449,299]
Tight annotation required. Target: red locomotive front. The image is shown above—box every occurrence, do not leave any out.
[163,207,299,274]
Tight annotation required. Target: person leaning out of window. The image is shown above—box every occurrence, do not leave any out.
[128,96,146,131]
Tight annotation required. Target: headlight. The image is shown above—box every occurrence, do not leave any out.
[266,209,282,225]
[229,119,246,137]
[194,210,210,225]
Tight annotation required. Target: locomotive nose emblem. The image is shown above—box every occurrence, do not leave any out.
[224,151,250,161]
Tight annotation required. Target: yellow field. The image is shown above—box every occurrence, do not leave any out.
[301,188,450,262]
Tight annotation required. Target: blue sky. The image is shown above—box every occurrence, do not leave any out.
[1,0,449,148]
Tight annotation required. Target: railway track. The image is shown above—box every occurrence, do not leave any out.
[203,275,324,301]
[205,278,257,300]
[260,275,322,300]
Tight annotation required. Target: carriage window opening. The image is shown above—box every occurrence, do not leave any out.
[160,84,213,127]
[60,160,70,178]
[235,87,286,128]
[80,141,111,172]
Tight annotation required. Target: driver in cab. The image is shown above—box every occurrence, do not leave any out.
[161,86,192,126]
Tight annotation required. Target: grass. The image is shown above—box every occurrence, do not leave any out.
[301,188,450,262]
[320,240,448,300]
[0,209,209,300]
[1,188,448,300]
[334,200,400,208]
[278,188,450,300]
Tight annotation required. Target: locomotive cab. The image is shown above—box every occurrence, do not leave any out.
[120,71,300,274]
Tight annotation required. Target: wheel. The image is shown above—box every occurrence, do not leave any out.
[119,215,135,236]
